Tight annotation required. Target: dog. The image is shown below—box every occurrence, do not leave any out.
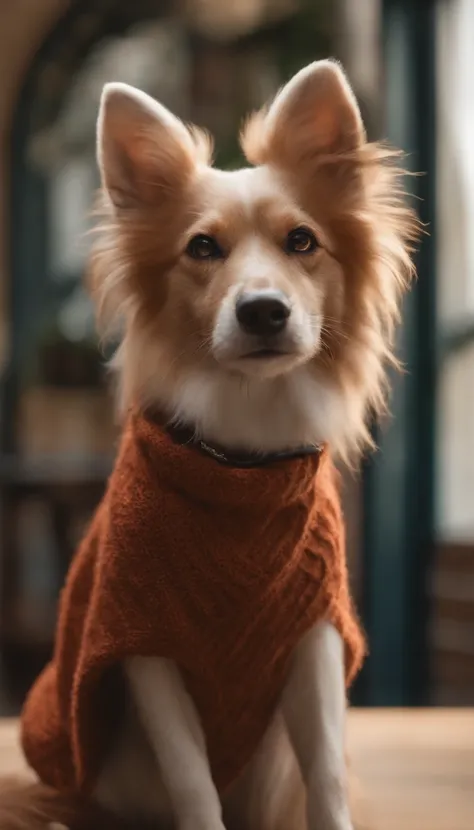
[0,60,417,830]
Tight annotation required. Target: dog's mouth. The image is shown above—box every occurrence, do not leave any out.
[240,348,290,360]
[215,343,309,378]
[227,345,306,377]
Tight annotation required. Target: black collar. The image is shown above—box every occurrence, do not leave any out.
[166,422,322,469]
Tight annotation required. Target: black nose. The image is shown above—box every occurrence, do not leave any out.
[235,291,291,337]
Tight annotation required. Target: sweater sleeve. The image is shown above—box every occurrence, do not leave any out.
[306,452,366,686]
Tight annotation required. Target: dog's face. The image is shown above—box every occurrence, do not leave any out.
[137,162,345,381]
[92,62,416,456]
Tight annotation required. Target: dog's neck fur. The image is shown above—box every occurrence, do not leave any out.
[167,368,346,454]
[116,353,347,455]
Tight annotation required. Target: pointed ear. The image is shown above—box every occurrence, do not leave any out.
[97,83,198,210]
[241,60,365,168]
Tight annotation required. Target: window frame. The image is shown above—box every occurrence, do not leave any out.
[360,0,438,706]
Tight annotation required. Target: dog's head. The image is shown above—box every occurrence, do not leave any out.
[91,61,418,458]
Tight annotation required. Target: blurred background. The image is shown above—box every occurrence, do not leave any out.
[0,0,472,714]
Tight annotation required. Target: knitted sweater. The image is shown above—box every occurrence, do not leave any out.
[21,411,365,796]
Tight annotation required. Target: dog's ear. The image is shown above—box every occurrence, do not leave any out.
[97,83,197,210]
[241,60,365,168]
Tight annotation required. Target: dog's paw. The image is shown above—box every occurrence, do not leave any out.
[312,822,353,830]
[179,819,226,830]
[308,801,354,830]
[313,817,354,830]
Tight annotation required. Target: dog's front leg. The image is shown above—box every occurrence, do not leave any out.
[282,621,352,830]
[126,656,225,830]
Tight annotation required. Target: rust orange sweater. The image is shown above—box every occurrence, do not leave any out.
[21,411,365,796]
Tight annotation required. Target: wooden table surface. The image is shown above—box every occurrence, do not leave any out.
[0,710,473,830]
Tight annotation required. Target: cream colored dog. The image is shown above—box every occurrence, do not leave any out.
[0,60,416,830]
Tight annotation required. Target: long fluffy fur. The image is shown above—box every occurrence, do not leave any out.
[306,142,420,457]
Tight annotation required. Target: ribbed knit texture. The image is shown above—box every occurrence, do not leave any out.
[21,410,365,796]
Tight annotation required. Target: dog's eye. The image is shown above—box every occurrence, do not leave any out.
[186,234,223,260]
[286,227,319,255]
